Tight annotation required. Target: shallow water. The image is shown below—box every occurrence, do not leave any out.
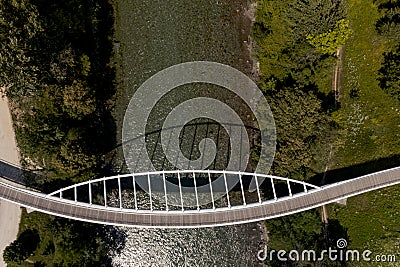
[111,0,263,265]
[111,224,262,267]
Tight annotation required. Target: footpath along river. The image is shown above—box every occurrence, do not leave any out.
[110,0,264,265]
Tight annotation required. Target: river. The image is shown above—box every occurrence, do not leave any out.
[110,0,263,265]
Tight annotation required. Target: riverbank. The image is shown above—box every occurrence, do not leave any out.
[0,92,22,267]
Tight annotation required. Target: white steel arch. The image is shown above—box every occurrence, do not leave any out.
[47,170,320,213]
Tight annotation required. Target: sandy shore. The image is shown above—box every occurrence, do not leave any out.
[0,93,22,267]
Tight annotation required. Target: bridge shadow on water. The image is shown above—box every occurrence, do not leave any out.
[3,140,400,201]
[0,120,262,195]
[104,120,261,178]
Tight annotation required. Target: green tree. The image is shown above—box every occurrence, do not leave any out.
[48,218,113,266]
[253,0,293,81]
[253,0,348,86]
[375,0,400,40]
[79,54,91,77]
[1,0,117,264]
[3,229,40,264]
[266,87,334,179]
[63,80,96,119]
[266,211,322,251]
[379,45,400,100]
[52,127,97,176]
[50,47,76,82]
[0,0,43,95]
[264,211,323,266]
[264,212,348,267]
[3,241,25,264]
[307,19,352,55]
[288,0,348,41]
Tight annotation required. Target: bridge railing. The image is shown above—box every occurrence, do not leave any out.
[47,170,320,213]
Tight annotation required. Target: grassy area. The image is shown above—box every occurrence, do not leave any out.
[329,186,400,248]
[327,0,400,257]
[331,0,400,168]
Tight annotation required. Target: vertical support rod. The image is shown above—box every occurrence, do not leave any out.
[177,171,184,211]
[103,180,107,207]
[193,171,199,211]
[271,178,277,200]
[162,172,168,211]
[303,184,308,193]
[60,191,63,199]
[89,183,92,205]
[208,170,215,209]
[118,176,122,209]
[223,172,231,208]
[239,172,246,206]
[254,174,262,203]
[148,174,153,211]
[132,175,138,210]
[74,186,77,202]
[287,181,292,197]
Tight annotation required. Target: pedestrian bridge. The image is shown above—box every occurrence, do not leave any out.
[0,167,400,228]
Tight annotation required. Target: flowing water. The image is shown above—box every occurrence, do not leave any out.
[108,189,262,266]
[111,225,262,266]
[110,0,263,265]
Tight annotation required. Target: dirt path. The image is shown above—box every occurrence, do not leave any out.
[321,146,333,225]
[320,47,344,226]
[0,91,22,267]
[332,46,343,107]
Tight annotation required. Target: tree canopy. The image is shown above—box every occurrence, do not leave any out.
[307,19,352,55]
[3,229,40,264]
[0,0,42,94]
[253,0,341,180]
[379,46,400,101]
[1,0,117,264]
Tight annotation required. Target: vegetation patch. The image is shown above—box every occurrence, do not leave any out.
[255,0,400,265]
[3,209,125,266]
[326,0,400,262]
[253,0,350,265]
[1,0,116,186]
[1,0,119,265]
[330,0,400,169]
[253,0,343,180]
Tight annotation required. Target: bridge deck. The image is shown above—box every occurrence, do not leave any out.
[1,167,400,228]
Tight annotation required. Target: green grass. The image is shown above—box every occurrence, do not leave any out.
[332,0,400,167]
[327,0,400,257]
[329,186,400,248]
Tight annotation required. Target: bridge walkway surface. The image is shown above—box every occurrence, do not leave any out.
[0,167,400,228]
